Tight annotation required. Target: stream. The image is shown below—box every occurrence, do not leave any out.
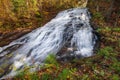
[0,8,98,79]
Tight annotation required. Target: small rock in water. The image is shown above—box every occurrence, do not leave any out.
[67,47,73,51]
[0,47,2,52]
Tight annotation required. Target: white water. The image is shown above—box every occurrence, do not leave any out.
[0,8,97,78]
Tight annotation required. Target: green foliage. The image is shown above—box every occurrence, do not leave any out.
[57,68,71,80]
[81,74,89,80]
[98,46,114,57]
[35,12,42,18]
[93,12,104,20]
[41,73,53,80]
[12,0,26,12]
[30,73,40,80]
[15,70,26,79]
[112,74,120,80]
[111,60,120,72]
[44,54,58,66]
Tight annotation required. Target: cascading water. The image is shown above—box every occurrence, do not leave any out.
[0,8,98,79]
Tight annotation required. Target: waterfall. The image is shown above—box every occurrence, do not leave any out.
[0,8,98,79]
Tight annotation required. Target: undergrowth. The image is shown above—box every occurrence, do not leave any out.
[13,38,120,80]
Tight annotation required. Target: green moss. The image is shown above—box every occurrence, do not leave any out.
[112,74,120,80]
[44,54,58,66]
